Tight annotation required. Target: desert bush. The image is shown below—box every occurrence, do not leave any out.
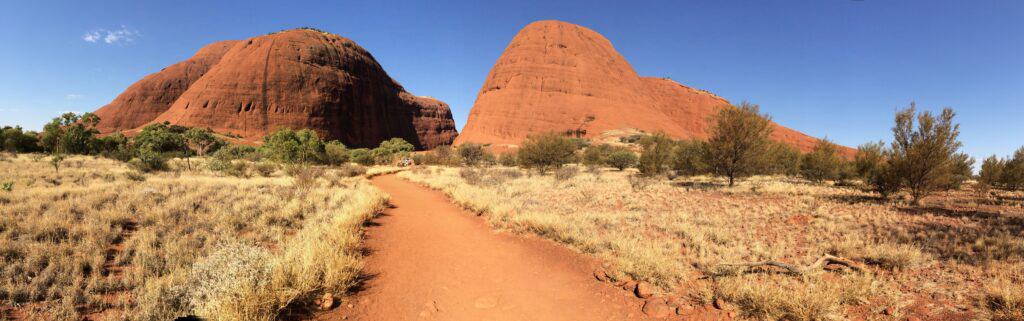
[96,133,135,162]
[323,141,349,166]
[457,143,487,166]
[888,104,964,204]
[497,151,518,167]
[337,164,367,177]
[554,166,579,181]
[979,155,1006,189]
[128,147,168,173]
[1,181,12,192]
[1001,147,1024,190]
[704,102,773,186]
[854,243,931,270]
[460,167,484,185]
[638,133,674,176]
[517,133,577,174]
[854,142,886,180]
[349,148,374,166]
[433,145,457,166]
[606,150,638,171]
[1,125,41,153]
[134,123,187,155]
[582,144,615,168]
[184,127,220,158]
[40,112,101,155]
[186,243,279,321]
[371,138,414,165]
[260,128,325,164]
[672,140,707,176]
[985,274,1024,321]
[627,173,655,191]
[800,139,843,182]
[253,162,278,177]
[50,154,65,173]
[946,152,975,190]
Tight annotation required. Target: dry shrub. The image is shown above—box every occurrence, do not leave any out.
[459,167,483,185]
[337,164,366,177]
[627,174,654,191]
[856,243,930,270]
[717,273,882,321]
[186,243,279,321]
[985,273,1024,321]
[287,165,324,192]
[253,162,278,177]
[554,166,578,181]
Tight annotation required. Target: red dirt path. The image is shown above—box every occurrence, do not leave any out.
[317,174,658,321]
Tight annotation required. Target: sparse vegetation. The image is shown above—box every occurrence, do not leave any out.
[516,133,578,174]
[887,104,964,205]
[799,139,843,182]
[704,102,773,186]
[638,133,674,176]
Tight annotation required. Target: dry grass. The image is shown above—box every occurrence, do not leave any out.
[399,166,1024,320]
[0,154,387,320]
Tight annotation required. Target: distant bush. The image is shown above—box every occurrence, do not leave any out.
[128,147,168,173]
[260,128,326,164]
[888,104,964,204]
[672,140,707,176]
[1000,147,1024,190]
[1,126,41,153]
[253,161,278,177]
[517,133,578,174]
[554,166,579,181]
[498,151,518,167]
[323,141,349,166]
[979,155,1005,189]
[638,133,675,176]
[40,112,101,155]
[945,152,975,190]
[371,138,414,165]
[760,141,801,176]
[800,139,843,182]
[460,167,484,185]
[605,150,638,171]
[1,181,12,192]
[457,143,487,166]
[703,102,773,186]
[134,123,187,155]
[854,141,886,180]
[338,164,367,177]
[349,148,375,166]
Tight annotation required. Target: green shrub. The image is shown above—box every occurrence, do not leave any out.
[96,133,134,162]
[672,140,707,176]
[517,133,578,174]
[1,181,12,192]
[703,102,773,186]
[128,148,168,172]
[888,104,963,204]
[946,152,975,190]
[457,143,487,166]
[323,141,349,166]
[135,123,187,155]
[260,128,325,164]
[800,139,843,182]
[371,138,414,165]
[349,148,374,166]
[760,141,800,176]
[854,142,886,180]
[498,152,518,167]
[1001,147,1024,190]
[605,150,637,171]
[253,162,278,177]
[979,155,1006,189]
[638,133,674,176]
[1,126,41,153]
[40,112,101,155]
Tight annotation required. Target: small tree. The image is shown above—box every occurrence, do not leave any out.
[372,138,414,165]
[457,143,487,166]
[888,104,963,205]
[672,140,707,176]
[349,148,375,166]
[605,150,638,171]
[498,151,518,167]
[704,102,773,186]
[800,139,843,182]
[517,133,577,174]
[945,153,975,190]
[323,141,349,165]
[433,145,456,166]
[183,128,218,170]
[760,141,801,176]
[978,155,1005,189]
[1001,147,1024,190]
[854,142,886,180]
[41,112,101,155]
[50,153,65,173]
[638,133,674,176]
[261,128,326,164]
[1,126,41,153]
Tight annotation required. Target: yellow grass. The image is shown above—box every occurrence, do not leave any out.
[399,166,1024,319]
[0,154,387,320]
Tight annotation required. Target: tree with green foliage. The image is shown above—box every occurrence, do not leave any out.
[498,151,518,167]
[978,155,1005,189]
[1,126,41,153]
[260,128,325,164]
[671,140,707,176]
[95,133,133,162]
[372,138,414,165]
[323,141,349,165]
[582,144,628,169]
[854,142,886,180]
[182,128,219,170]
[760,141,801,176]
[800,139,843,182]
[945,153,975,190]
[457,143,487,166]
[1001,147,1024,190]
[605,150,638,171]
[888,104,963,205]
[517,133,578,174]
[134,123,187,155]
[50,154,65,173]
[703,102,773,186]
[638,133,675,176]
[41,112,101,155]
[349,148,375,166]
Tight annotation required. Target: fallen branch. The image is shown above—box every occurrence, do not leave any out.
[719,254,866,276]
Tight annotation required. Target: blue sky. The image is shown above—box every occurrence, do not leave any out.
[0,0,1021,160]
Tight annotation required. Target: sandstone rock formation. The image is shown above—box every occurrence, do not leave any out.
[456,20,843,154]
[93,40,239,133]
[95,28,457,150]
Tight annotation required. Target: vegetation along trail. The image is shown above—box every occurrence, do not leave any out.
[320,174,656,321]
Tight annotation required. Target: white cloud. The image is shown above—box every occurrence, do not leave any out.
[82,26,139,44]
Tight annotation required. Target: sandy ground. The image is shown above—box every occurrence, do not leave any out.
[318,174,656,321]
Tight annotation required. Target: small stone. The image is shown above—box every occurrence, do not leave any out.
[642,300,672,318]
[635,282,654,299]
[883,307,896,315]
[675,305,691,316]
[593,269,609,282]
[666,297,685,308]
[621,280,638,292]
[318,293,334,310]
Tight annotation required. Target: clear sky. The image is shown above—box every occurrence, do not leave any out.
[0,0,1021,160]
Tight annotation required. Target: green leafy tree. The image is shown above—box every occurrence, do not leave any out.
[854,142,886,180]
[703,102,773,186]
[638,133,675,176]
[888,104,963,205]
[371,138,414,164]
[134,123,187,154]
[182,128,219,170]
[517,133,578,174]
[41,112,101,154]
[260,128,326,164]
[945,152,975,190]
[800,139,843,182]
[457,143,487,166]
[349,148,375,166]
[605,150,638,171]
[1,126,41,153]
[978,155,1005,188]
[323,141,349,165]
[1001,147,1024,190]
[760,141,801,176]
[671,140,708,176]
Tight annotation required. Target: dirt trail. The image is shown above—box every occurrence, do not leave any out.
[319,174,656,321]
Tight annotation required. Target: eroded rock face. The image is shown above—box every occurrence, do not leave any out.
[95,29,457,150]
[456,20,840,154]
[93,40,240,133]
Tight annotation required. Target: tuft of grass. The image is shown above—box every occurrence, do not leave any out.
[985,274,1024,321]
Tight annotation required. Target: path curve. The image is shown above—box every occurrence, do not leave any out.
[318,174,656,321]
